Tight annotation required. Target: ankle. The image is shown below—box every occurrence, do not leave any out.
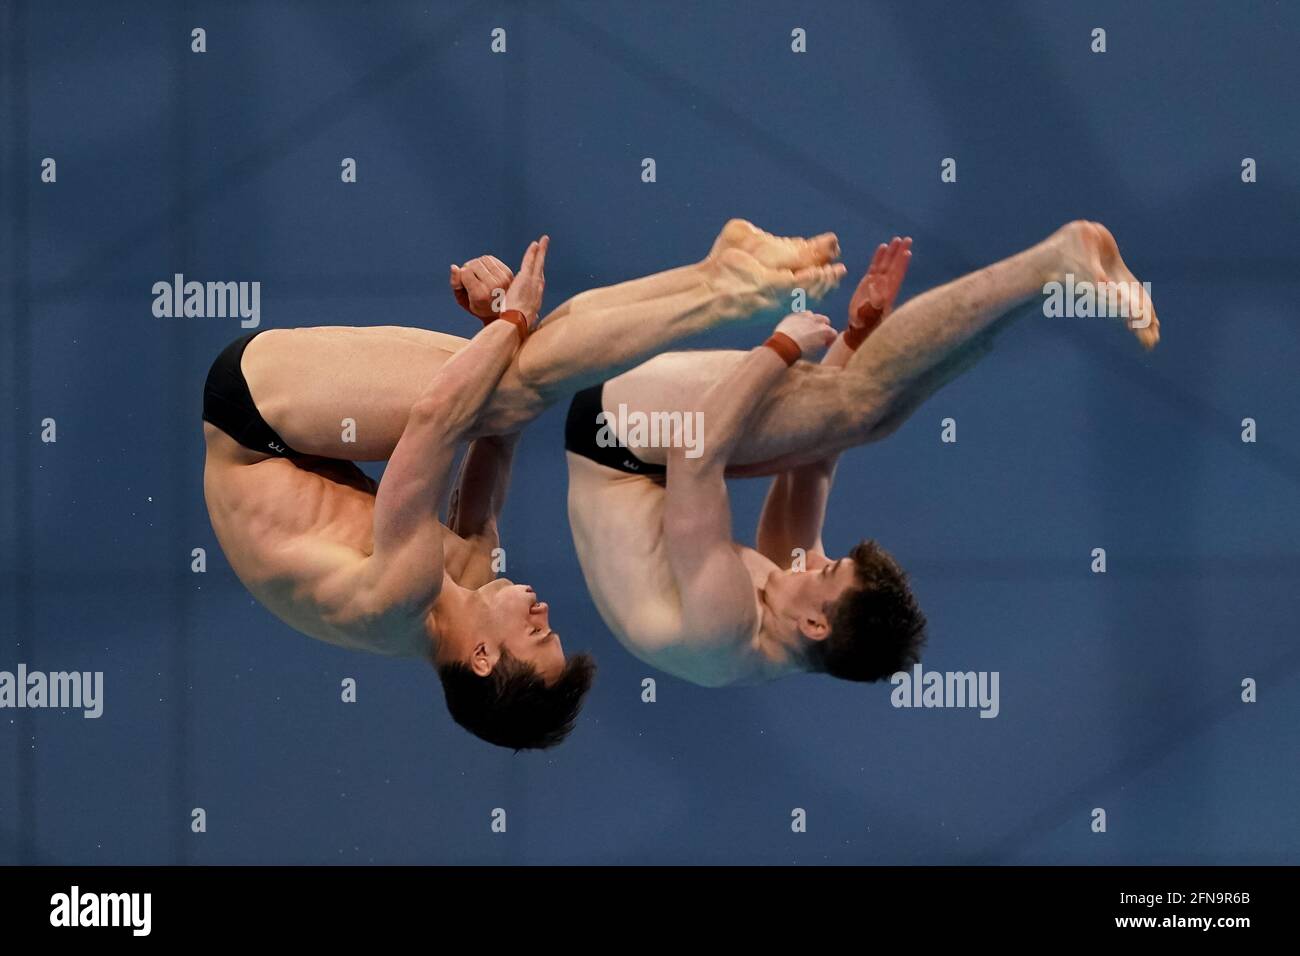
[1031,233,1072,287]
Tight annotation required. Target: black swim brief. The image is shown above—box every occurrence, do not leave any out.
[202,331,302,459]
[563,383,667,478]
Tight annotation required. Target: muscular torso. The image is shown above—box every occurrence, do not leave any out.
[565,452,776,687]
[203,425,493,656]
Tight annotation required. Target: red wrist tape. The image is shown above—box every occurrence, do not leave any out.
[843,323,868,351]
[497,309,530,344]
[845,305,884,350]
[763,331,801,367]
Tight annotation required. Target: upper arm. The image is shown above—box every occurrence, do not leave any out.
[357,318,522,608]
[272,534,387,625]
[250,531,428,653]
[359,401,460,615]
[212,457,444,653]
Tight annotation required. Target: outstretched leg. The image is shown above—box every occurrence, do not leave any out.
[608,221,1158,474]
[240,220,843,458]
[481,220,843,434]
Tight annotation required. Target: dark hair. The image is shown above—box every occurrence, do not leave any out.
[438,649,596,751]
[806,540,926,682]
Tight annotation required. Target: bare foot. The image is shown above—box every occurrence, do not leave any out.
[1052,220,1160,350]
[708,218,840,271]
[706,247,846,317]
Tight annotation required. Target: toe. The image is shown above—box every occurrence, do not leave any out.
[813,232,841,262]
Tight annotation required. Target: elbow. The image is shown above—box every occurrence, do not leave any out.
[667,444,726,476]
[664,507,725,547]
[408,396,447,425]
[663,506,715,546]
[665,509,707,546]
[345,578,440,630]
[318,583,386,631]
[409,396,472,436]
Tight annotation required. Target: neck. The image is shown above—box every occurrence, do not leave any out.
[755,583,811,676]
[426,583,475,665]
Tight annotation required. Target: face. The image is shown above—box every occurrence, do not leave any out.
[765,554,858,640]
[472,579,566,682]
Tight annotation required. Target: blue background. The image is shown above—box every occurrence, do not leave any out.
[2,0,1297,864]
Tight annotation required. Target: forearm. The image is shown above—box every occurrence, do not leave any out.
[788,328,854,468]
[690,345,789,467]
[756,461,834,565]
[367,320,519,592]
[448,433,519,538]
[663,346,786,548]
[754,333,849,557]
[820,332,856,370]
[413,319,520,432]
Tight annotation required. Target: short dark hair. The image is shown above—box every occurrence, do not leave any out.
[437,649,596,751]
[806,540,926,682]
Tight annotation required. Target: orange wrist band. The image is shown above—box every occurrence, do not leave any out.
[497,309,530,344]
[763,331,801,366]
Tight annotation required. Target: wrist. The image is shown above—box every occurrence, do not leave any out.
[843,321,870,351]
[762,331,801,367]
[493,308,530,344]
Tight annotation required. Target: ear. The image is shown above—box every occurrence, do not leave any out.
[470,642,496,677]
[798,614,830,642]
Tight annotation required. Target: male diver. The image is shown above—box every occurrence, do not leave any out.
[564,221,1157,687]
[201,223,845,748]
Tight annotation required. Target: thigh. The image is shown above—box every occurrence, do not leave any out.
[725,363,872,474]
[604,351,867,473]
[242,326,466,460]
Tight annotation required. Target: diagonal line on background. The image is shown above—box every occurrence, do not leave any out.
[543,1,1300,865]
[541,3,1300,495]
[26,3,481,300]
[537,4,971,268]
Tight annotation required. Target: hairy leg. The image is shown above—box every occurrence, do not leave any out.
[608,222,1156,475]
